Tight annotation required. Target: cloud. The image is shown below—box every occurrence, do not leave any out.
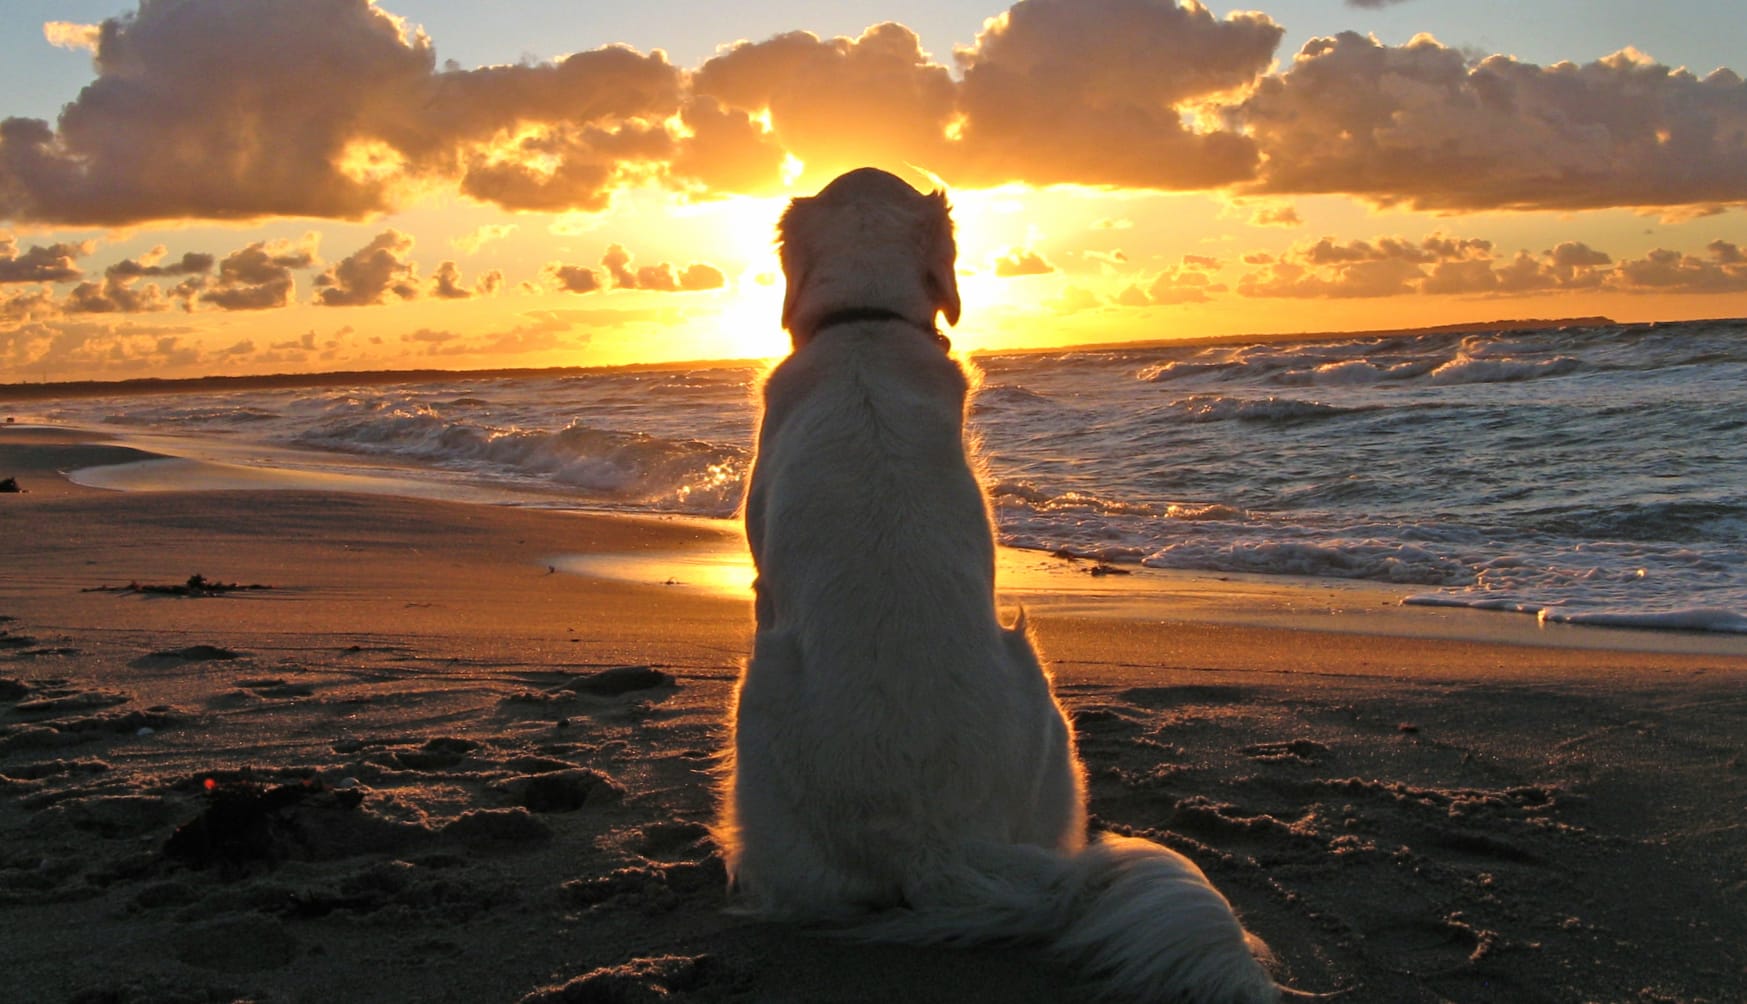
[1223,230,1747,299]
[316,230,420,307]
[1,0,1289,224]
[0,238,91,283]
[3,0,437,224]
[43,22,100,53]
[1,287,57,328]
[692,24,958,184]
[62,262,210,314]
[1247,204,1302,227]
[431,260,502,299]
[1239,34,1747,211]
[946,0,1281,188]
[201,237,316,311]
[1238,233,1514,299]
[993,249,1055,277]
[597,244,726,291]
[399,313,581,358]
[106,248,215,279]
[1610,242,1747,293]
[451,224,517,254]
[547,262,603,294]
[1123,255,1226,305]
[4,0,1744,226]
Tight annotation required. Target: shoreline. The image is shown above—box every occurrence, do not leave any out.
[8,421,1746,657]
[3,426,1745,1001]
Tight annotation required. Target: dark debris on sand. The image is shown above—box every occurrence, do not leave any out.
[84,574,273,598]
[557,665,675,696]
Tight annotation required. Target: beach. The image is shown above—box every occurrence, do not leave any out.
[3,425,1745,1003]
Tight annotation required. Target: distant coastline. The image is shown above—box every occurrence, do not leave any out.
[8,314,1742,402]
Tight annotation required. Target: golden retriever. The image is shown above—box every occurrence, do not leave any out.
[718,167,1279,1003]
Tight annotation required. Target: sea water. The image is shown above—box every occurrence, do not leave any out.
[10,318,1746,633]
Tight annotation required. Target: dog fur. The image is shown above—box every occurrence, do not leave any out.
[718,167,1280,1003]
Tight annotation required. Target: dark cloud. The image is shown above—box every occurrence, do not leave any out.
[548,263,603,294]
[64,277,165,314]
[0,238,91,283]
[431,260,502,299]
[316,230,420,306]
[201,238,315,311]
[106,248,215,279]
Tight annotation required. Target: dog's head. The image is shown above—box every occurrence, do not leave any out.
[778,167,960,347]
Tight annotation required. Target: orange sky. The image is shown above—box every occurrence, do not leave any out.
[2,0,1745,382]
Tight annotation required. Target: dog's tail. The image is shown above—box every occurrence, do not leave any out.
[849,833,1279,1003]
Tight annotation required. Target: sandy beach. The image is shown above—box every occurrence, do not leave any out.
[3,425,1745,1003]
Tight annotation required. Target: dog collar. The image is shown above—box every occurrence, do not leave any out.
[806,307,951,351]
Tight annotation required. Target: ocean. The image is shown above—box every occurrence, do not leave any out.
[9,317,1746,634]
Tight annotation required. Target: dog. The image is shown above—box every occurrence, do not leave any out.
[717,167,1281,1003]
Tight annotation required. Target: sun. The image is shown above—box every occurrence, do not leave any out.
[708,268,790,361]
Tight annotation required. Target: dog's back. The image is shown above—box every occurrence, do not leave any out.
[730,321,1085,914]
[718,168,1279,1003]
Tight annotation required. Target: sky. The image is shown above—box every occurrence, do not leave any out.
[1,0,1744,383]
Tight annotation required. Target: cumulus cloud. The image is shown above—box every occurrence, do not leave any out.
[1239,34,1747,211]
[1247,204,1302,227]
[43,22,101,53]
[1224,231,1747,299]
[1611,242,1747,293]
[71,247,217,314]
[0,238,92,283]
[1121,255,1227,305]
[431,260,502,299]
[547,262,603,294]
[201,237,316,311]
[947,0,1282,188]
[993,249,1055,277]
[692,23,958,184]
[3,0,436,224]
[598,244,726,291]
[1239,233,1519,298]
[316,230,420,306]
[107,248,215,280]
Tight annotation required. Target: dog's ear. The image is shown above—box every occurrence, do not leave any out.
[778,195,814,333]
[924,189,961,327]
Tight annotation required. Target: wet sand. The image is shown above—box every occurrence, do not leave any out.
[3,426,1744,1003]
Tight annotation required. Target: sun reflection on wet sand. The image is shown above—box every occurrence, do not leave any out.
[549,542,757,596]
